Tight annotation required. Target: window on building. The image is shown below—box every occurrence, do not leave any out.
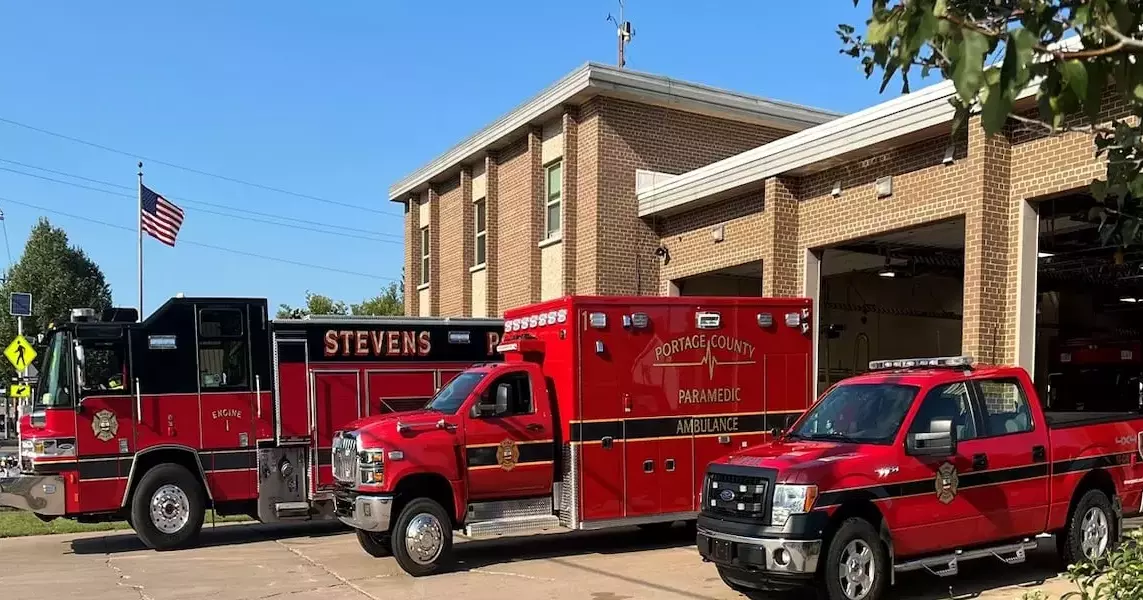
[420,226,430,285]
[198,308,249,390]
[545,160,562,240]
[474,198,487,266]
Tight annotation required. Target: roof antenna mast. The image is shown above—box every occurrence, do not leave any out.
[606,0,634,68]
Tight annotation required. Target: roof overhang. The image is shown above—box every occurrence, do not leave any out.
[637,37,1084,219]
[388,62,842,203]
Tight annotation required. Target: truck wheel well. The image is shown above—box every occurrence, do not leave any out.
[124,449,210,509]
[822,500,889,565]
[1064,469,1118,532]
[392,473,456,528]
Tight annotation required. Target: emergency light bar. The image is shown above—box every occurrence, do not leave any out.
[868,355,974,371]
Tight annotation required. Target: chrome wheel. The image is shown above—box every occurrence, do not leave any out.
[838,539,876,600]
[149,484,190,535]
[404,512,445,565]
[1081,506,1110,560]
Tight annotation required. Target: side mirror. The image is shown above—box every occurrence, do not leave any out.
[495,383,510,415]
[905,419,957,457]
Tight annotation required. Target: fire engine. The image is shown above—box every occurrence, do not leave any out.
[332,295,815,576]
[697,355,1143,600]
[0,296,503,550]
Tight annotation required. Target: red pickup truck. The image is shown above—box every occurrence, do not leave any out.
[697,355,1143,600]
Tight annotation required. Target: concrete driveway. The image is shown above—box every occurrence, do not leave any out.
[2,519,1133,600]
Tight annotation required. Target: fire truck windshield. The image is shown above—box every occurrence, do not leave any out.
[789,383,917,444]
[36,331,74,409]
[425,371,487,415]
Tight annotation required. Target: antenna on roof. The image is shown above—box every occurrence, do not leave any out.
[606,0,634,68]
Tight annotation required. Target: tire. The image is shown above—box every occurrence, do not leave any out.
[1058,488,1117,566]
[355,528,393,557]
[129,463,206,551]
[390,497,453,576]
[822,518,888,600]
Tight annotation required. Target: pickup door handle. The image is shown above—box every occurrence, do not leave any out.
[526,423,544,432]
[972,453,988,471]
[1032,445,1047,463]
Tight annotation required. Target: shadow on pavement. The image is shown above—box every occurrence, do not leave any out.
[68,520,348,555]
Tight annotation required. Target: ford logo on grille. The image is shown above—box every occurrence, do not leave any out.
[719,489,735,502]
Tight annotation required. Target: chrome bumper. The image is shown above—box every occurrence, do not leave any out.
[697,527,821,574]
[337,494,393,533]
[0,474,66,515]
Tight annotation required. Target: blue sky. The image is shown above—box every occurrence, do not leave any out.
[0,1,931,315]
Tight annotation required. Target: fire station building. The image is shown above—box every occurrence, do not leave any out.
[392,61,1139,400]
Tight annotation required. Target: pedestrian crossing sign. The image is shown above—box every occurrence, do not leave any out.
[8,382,29,398]
[4,335,36,371]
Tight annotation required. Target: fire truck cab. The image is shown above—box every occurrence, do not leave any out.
[0,296,503,550]
[333,295,815,576]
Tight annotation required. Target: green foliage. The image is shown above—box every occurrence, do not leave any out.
[0,218,111,374]
[840,0,1143,246]
[277,282,404,319]
[1021,528,1143,599]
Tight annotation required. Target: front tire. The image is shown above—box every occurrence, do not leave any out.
[355,529,392,557]
[1058,489,1117,566]
[822,518,888,600]
[390,497,453,576]
[130,463,206,551]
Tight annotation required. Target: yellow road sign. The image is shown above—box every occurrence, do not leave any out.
[8,383,29,398]
[4,335,36,371]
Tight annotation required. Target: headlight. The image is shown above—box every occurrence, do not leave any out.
[358,448,385,485]
[771,484,817,527]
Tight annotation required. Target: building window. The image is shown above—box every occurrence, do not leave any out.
[420,226,430,285]
[545,160,562,240]
[474,198,487,266]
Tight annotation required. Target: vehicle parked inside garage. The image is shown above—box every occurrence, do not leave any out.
[697,355,1143,600]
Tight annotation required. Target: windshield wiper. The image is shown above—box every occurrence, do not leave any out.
[800,432,855,442]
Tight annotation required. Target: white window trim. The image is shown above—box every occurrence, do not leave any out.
[419,226,430,287]
[473,197,487,269]
[544,160,562,241]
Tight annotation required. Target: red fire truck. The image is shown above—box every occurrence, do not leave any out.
[0,296,503,550]
[332,295,815,575]
[1046,337,1143,413]
[696,355,1143,600]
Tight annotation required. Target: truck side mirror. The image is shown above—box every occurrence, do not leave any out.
[495,384,510,415]
[905,419,957,457]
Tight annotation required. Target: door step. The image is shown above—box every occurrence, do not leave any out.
[463,515,562,539]
[467,497,552,521]
[895,539,1038,577]
[274,501,311,519]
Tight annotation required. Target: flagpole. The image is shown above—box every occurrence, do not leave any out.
[137,161,144,321]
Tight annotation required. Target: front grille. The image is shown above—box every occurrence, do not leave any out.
[704,471,769,520]
[332,433,359,484]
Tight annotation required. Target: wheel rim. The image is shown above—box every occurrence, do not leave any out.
[1081,506,1110,560]
[404,513,445,565]
[838,539,876,600]
[149,484,190,535]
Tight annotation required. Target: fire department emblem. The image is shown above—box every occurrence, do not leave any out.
[935,462,959,504]
[92,409,118,442]
[497,439,519,471]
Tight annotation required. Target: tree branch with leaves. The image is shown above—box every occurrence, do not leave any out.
[840,0,1143,245]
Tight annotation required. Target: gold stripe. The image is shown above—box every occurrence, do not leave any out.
[465,439,554,449]
[568,409,802,424]
[467,460,554,471]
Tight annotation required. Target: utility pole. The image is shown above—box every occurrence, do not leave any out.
[607,1,634,68]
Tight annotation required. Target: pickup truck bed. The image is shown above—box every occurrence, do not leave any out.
[1044,410,1143,429]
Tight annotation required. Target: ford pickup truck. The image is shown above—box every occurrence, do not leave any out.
[696,355,1143,600]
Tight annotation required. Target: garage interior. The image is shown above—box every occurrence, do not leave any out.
[673,262,763,296]
[816,218,966,391]
[1036,193,1143,413]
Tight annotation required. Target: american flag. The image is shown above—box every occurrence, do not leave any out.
[140,184,184,246]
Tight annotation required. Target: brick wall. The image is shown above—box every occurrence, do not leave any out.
[436,177,465,316]
[496,136,535,310]
[403,195,420,316]
[574,101,601,295]
[658,191,765,293]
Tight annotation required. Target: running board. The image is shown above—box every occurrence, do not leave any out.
[463,515,563,539]
[274,501,311,519]
[894,539,1038,577]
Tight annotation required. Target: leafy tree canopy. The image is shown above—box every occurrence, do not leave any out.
[277,282,403,319]
[841,0,1143,244]
[0,217,112,372]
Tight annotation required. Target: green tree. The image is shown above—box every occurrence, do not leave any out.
[840,0,1143,244]
[350,282,404,316]
[276,291,349,319]
[0,218,112,371]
